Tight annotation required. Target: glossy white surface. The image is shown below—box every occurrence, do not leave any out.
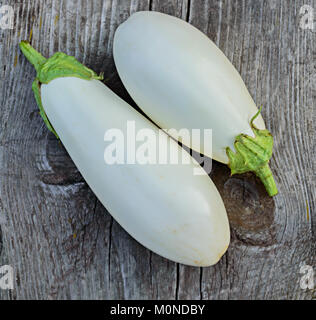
[41,77,230,266]
[113,11,265,163]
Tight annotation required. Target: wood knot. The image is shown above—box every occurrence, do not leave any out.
[211,162,276,246]
[37,135,84,185]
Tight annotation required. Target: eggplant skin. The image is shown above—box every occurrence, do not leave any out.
[41,77,230,267]
[113,11,266,164]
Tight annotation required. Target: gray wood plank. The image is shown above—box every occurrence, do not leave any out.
[150,0,203,300]
[0,0,315,300]
[189,0,316,299]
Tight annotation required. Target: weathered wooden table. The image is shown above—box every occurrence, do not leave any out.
[0,0,315,300]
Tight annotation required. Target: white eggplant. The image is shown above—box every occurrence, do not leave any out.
[19,41,230,267]
[114,11,278,196]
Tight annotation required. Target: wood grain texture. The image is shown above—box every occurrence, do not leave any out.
[0,0,315,300]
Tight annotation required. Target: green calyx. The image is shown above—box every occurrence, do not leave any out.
[226,108,278,197]
[19,41,103,138]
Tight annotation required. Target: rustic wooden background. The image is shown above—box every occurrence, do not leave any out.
[0,0,315,300]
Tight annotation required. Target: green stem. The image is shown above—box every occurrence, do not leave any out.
[226,108,278,197]
[19,41,47,73]
[19,41,103,139]
[255,163,278,196]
